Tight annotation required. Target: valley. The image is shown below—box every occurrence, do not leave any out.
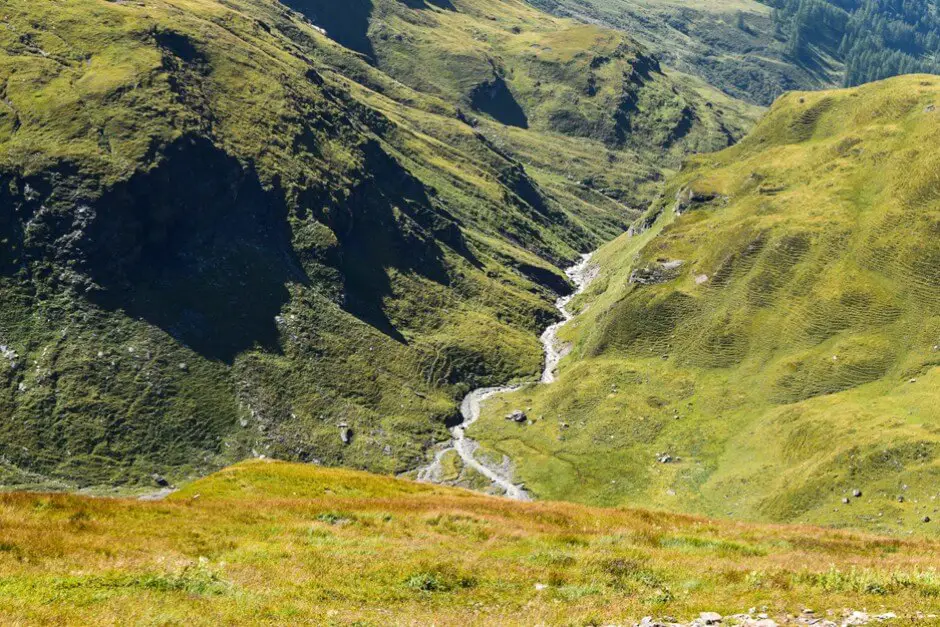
[0,0,939,621]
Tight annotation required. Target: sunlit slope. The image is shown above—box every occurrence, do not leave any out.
[472,75,940,534]
[1,460,939,624]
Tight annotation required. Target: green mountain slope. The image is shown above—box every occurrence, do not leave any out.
[771,0,940,87]
[471,75,940,535]
[0,0,753,489]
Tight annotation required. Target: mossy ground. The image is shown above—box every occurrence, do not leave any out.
[471,75,940,536]
[1,459,939,624]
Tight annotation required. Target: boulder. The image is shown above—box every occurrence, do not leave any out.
[674,186,720,215]
[506,410,527,423]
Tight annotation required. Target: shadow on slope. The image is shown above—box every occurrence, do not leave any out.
[81,137,306,363]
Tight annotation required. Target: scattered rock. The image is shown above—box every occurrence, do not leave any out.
[699,612,722,625]
[694,274,709,285]
[630,260,685,285]
[178,362,189,372]
[843,611,869,626]
[151,473,169,487]
[852,488,862,498]
[534,582,547,591]
[926,104,936,112]
[924,516,931,523]
[339,423,353,445]
[842,497,850,504]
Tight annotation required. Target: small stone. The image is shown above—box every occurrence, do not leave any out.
[898,495,905,503]
[151,473,169,487]
[842,497,850,504]
[534,583,547,591]
[874,613,897,621]
[924,516,932,523]
[699,612,722,625]
[340,427,352,445]
[852,488,862,497]
[178,362,188,372]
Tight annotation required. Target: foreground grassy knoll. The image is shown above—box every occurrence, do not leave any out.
[471,75,940,534]
[0,0,755,490]
[1,460,939,624]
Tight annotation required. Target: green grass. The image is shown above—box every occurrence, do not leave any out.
[0,0,756,488]
[1,459,939,624]
[471,75,940,535]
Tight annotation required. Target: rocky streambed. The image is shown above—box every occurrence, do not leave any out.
[417,254,597,497]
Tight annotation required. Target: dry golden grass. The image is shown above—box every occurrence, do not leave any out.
[0,459,938,625]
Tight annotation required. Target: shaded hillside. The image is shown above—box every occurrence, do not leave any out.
[470,75,940,535]
[0,0,753,489]
[770,0,940,86]
[1,459,939,623]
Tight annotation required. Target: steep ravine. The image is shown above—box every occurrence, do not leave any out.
[416,254,598,498]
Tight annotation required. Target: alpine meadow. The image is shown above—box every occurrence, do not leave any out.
[0,0,938,625]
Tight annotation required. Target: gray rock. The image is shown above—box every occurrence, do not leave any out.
[699,612,722,625]
[629,260,685,285]
[151,473,170,487]
[506,410,527,423]
[852,488,862,497]
[340,426,353,445]
[674,186,720,215]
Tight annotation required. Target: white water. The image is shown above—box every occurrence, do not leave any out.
[416,253,597,499]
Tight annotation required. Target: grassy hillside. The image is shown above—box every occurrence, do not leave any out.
[0,0,756,490]
[470,75,940,535]
[1,459,939,624]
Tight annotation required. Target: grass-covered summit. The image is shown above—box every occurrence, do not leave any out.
[0,0,753,489]
[471,75,940,535]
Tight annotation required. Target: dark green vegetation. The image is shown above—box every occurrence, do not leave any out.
[0,0,754,489]
[472,75,940,535]
[771,0,940,86]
